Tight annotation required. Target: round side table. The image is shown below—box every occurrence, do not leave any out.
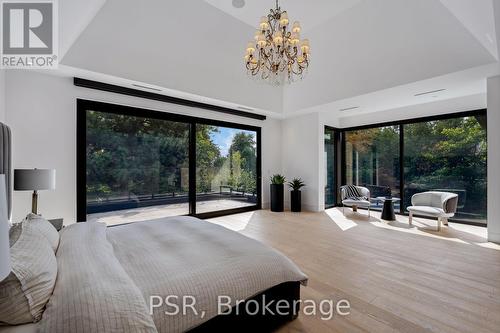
[377,197,401,221]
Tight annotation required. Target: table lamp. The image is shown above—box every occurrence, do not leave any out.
[0,175,11,281]
[14,169,56,215]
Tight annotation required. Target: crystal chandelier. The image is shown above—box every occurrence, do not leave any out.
[245,0,310,85]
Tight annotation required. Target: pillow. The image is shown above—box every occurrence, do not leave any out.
[0,222,58,325]
[39,222,157,332]
[343,185,362,198]
[23,213,59,252]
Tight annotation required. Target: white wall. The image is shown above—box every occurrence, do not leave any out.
[281,112,323,212]
[4,70,282,224]
[0,70,5,123]
[338,93,486,128]
[487,75,500,243]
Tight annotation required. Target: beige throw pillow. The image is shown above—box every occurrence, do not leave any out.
[23,213,60,252]
[0,222,57,325]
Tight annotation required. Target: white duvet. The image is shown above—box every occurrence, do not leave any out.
[38,216,307,333]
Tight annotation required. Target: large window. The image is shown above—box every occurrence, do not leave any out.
[403,115,487,223]
[345,126,401,212]
[77,100,261,223]
[338,110,487,225]
[85,111,190,216]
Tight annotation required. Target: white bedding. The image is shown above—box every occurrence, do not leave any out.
[11,216,307,333]
[107,216,308,332]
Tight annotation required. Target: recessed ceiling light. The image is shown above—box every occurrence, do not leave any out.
[132,83,162,92]
[232,0,245,8]
[414,89,446,97]
[339,106,360,112]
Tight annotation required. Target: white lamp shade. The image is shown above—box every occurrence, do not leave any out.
[0,175,11,281]
[14,169,56,191]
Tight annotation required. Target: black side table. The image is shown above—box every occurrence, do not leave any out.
[376,197,401,221]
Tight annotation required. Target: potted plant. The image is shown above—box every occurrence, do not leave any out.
[270,174,286,212]
[288,178,305,212]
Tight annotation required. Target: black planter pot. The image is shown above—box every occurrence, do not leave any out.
[290,190,302,212]
[270,184,284,212]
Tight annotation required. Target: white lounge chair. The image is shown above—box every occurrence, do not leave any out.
[407,191,459,231]
[340,185,371,217]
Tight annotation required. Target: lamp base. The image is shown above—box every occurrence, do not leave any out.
[32,191,38,215]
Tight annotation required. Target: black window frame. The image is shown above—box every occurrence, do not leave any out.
[328,109,487,226]
[77,99,262,222]
[324,126,341,208]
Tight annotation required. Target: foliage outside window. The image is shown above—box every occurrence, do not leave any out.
[345,126,401,211]
[341,113,487,224]
[404,116,487,223]
[196,125,257,214]
[85,109,259,217]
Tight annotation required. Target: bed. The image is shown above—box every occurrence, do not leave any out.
[0,121,308,332]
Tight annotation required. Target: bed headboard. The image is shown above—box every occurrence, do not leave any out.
[0,122,11,220]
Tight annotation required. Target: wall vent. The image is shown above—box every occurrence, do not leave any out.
[132,83,162,92]
[238,106,254,111]
[339,106,360,112]
[414,89,446,97]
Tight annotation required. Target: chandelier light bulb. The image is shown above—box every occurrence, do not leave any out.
[300,39,310,53]
[246,42,255,54]
[292,21,301,33]
[254,29,262,40]
[279,12,289,26]
[273,31,283,44]
[291,32,300,46]
[259,16,269,30]
[257,34,267,48]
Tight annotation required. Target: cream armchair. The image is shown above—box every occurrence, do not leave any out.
[340,185,371,217]
[407,191,459,231]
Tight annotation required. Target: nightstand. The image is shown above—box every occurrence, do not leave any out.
[48,218,64,231]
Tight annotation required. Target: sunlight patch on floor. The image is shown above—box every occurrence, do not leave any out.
[448,222,487,238]
[87,200,253,226]
[370,221,470,244]
[325,208,358,231]
[206,211,255,231]
[475,242,500,251]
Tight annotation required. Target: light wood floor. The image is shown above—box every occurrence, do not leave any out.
[207,208,500,333]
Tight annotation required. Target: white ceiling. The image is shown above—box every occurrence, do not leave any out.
[61,0,282,115]
[59,0,500,119]
[204,0,363,32]
[439,0,498,60]
[283,0,497,113]
[59,0,107,58]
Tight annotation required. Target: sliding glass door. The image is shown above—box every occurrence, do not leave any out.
[77,100,261,223]
[338,110,487,225]
[344,126,401,212]
[196,125,258,214]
